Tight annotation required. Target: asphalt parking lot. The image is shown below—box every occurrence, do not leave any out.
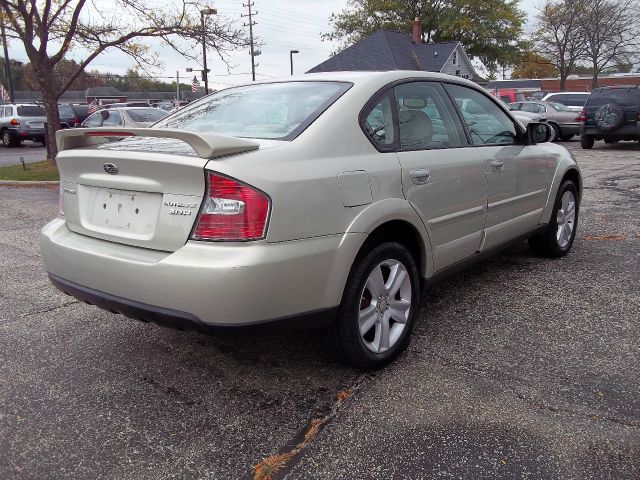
[1,140,639,479]
[0,142,48,166]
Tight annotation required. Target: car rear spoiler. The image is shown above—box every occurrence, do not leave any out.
[56,127,260,159]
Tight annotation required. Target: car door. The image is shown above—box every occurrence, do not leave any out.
[445,83,549,250]
[393,81,488,271]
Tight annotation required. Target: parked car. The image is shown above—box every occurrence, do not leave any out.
[41,71,581,369]
[81,107,169,128]
[57,103,81,129]
[510,109,547,127]
[579,85,640,149]
[526,90,552,101]
[508,101,581,141]
[0,103,47,147]
[72,104,91,123]
[541,92,590,112]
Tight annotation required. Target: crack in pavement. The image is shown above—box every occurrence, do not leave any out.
[415,351,640,429]
[1,300,80,324]
[247,373,374,480]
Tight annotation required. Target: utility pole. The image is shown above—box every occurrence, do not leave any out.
[176,70,180,102]
[1,14,15,102]
[242,2,258,81]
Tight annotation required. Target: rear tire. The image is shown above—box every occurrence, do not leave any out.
[2,130,19,148]
[560,134,574,141]
[580,134,594,149]
[549,123,560,142]
[529,180,579,257]
[324,242,420,370]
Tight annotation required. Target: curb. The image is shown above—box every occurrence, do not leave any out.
[0,180,59,187]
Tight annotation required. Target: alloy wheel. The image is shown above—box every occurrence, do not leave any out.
[556,190,576,248]
[358,259,412,353]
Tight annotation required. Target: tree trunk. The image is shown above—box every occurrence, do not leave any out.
[591,68,598,89]
[559,73,567,91]
[37,71,61,163]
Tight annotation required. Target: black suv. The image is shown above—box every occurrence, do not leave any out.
[580,85,640,149]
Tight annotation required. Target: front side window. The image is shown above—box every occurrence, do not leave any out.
[83,112,103,127]
[522,103,545,114]
[101,110,122,127]
[156,81,351,140]
[394,81,466,149]
[445,83,518,145]
[362,93,396,149]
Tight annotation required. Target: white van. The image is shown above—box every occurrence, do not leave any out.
[541,92,590,112]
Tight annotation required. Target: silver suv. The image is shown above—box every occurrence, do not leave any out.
[41,72,582,369]
[0,103,47,147]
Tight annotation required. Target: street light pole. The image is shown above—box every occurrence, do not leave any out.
[200,8,217,95]
[290,49,299,76]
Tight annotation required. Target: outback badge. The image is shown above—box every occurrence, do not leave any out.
[103,163,118,175]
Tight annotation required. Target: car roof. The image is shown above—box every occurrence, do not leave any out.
[220,70,482,92]
[543,92,590,96]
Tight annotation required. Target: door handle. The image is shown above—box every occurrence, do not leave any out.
[490,160,504,172]
[410,169,431,185]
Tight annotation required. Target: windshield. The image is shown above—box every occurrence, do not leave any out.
[127,108,169,123]
[156,81,351,140]
[58,105,75,117]
[548,102,571,112]
[17,105,46,116]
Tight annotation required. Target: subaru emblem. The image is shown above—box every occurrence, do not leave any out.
[103,163,118,175]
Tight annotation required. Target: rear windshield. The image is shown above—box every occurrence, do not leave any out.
[156,81,352,140]
[546,94,589,107]
[58,105,75,116]
[126,108,169,123]
[17,105,46,116]
[588,88,640,106]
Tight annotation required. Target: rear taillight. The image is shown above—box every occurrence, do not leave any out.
[72,117,80,127]
[192,172,270,241]
[576,109,587,122]
[10,118,20,126]
[59,185,65,216]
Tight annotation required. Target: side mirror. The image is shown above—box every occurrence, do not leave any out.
[527,122,551,144]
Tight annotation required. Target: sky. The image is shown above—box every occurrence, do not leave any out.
[4,0,540,88]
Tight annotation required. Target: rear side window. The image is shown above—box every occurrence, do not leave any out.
[17,105,46,116]
[588,88,640,106]
[362,93,396,149]
[101,110,122,127]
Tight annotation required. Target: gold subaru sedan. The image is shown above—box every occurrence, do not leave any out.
[41,71,581,369]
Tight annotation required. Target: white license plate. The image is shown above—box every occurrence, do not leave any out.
[90,189,160,236]
[29,122,44,129]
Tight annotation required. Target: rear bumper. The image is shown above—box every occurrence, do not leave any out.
[581,124,639,138]
[41,218,365,329]
[557,123,581,135]
[5,128,45,141]
[49,274,338,333]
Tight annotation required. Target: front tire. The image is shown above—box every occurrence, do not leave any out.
[529,180,579,257]
[325,242,420,370]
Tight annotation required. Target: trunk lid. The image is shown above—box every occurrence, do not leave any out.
[56,128,260,251]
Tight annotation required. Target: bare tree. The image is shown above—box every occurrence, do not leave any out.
[535,0,586,91]
[578,0,640,88]
[0,0,246,159]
